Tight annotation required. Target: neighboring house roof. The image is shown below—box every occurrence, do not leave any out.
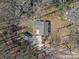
[32,20,49,36]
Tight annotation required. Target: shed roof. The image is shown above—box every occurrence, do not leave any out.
[32,20,49,36]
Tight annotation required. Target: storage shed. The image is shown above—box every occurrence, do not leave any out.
[32,20,50,36]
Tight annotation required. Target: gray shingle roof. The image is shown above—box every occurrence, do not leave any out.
[32,20,49,36]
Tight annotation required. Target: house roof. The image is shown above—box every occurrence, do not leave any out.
[32,20,49,36]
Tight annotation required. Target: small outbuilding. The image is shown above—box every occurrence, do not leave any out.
[32,20,50,36]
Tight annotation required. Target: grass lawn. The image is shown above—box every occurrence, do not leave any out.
[42,11,70,40]
[19,19,33,33]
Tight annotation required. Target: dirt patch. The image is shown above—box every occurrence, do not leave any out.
[41,12,70,42]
